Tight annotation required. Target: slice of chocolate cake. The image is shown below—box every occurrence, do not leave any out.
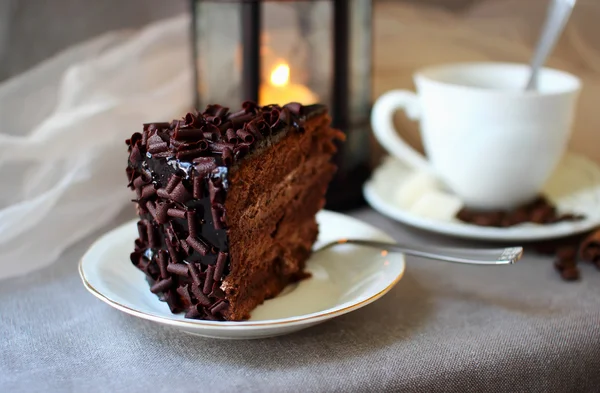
[125,102,343,321]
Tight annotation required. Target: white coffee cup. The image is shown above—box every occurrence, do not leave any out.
[371,62,581,210]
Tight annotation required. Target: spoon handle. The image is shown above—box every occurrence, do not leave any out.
[525,0,577,90]
[315,239,523,265]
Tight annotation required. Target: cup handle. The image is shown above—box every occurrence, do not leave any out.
[371,90,431,172]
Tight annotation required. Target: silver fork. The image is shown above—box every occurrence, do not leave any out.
[315,239,523,265]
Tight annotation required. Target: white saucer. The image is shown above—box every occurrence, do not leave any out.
[79,210,405,340]
[364,153,600,242]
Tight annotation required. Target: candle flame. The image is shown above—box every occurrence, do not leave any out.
[270,63,290,87]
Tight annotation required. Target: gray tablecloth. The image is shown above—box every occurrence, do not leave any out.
[2,208,600,393]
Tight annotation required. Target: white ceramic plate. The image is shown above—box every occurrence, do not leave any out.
[364,153,600,242]
[80,210,405,339]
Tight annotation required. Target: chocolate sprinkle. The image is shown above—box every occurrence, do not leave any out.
[140,184,156,199]
[127,102,326,320]
[167,208,186,219]
[187,211,198,238]
[214,252,228,281]
[151,277,173,294]
[222,147,233,166]
[157,250,168,279]
[190,285,211,307]
[155,202,169,224]
[170,182,192,204]
[209,300,228,315]
[225,128,240,144]
[166,263,189,277]
[186,236,209,256]
[184,305,203,319]
[236,129,255,144]
[192,175,202,199]
[203,266,215,294]
[165,175,182,193]
[188,261,202,285]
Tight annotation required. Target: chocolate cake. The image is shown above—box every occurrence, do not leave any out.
[125,102,343,321]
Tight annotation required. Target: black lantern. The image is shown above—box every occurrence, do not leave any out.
[191,0,372,210]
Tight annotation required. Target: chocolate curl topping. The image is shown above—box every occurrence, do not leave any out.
[167,208,186,219]
[141,131,148,147]
[256,120,271,137]
[155,202,169,224]
[284,102,303,115]
[167,263,189,277]
[126,167,136,188]
[176,146,208,161]
[184,112,199,128]
[222,147,233,167]
[170,119,185,130]
[137,221,148,243]
[211,203,225,230]
[163,290,181,314]
[147,134,163,145]
[235,129,255,144]
[190,285,211,307]
[133,175,147,190]
[210,300,229,316]
[141,184,156,199]
[188,261,202,285]
[209,141,235,153]
[147,223,158,249]
[174,128,204,141]
[242,100,259,113]
[184,306,203,320]
[234,143,250,160]
[129,144,143,165]
[157,188,170,200]
[279,107,292,126]
[147,141,168,155]
[187,211,198,238]
[225,128,240,144]
[144,122,170,130]
[150,277,173,294]
[186,236,209,256]
[202,131,218,141]
[180,239,192,256]
[203,266,215,294]
[165,237,178,264]
[204,104,229,117]
[228,113,255,130]
[227,109,246,119]
[157,250,168,279]
[126,132,143,149]
[165,175,181,193]
[177,285,193,306]
[192,175,203,199]
[209,285,226,300]
[170,182,192,204]
[205,116,221,126]
[268,108,282,127]
[214,252,228,281]
[208,180,223,204]
[245,122,263,141]
[169,137,183,149]
[193,157,217,177]
[146,200,157,220]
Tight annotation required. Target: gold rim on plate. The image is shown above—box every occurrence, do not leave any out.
[78,256,405,329]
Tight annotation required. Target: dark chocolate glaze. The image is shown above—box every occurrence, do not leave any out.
[126,102,325,320]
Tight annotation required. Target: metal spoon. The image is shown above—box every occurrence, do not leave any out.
[315,239,523,266]
[525,0,577,90]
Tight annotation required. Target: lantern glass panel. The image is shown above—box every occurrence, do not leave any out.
[192,0,373,209]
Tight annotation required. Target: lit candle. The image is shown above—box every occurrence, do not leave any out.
[259,62,319,106]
